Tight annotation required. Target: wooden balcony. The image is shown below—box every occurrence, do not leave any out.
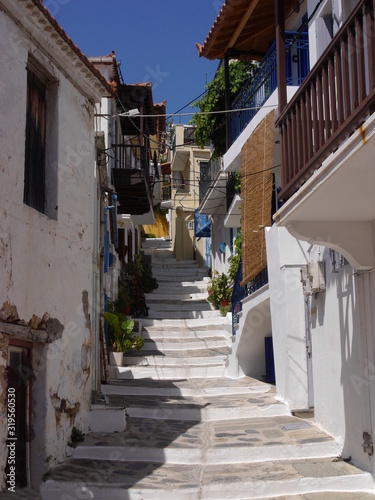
[278,0,375,201]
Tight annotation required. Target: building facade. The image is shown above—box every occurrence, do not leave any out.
[0,0,113,488]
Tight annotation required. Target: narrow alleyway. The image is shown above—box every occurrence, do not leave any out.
[39,239,375,499]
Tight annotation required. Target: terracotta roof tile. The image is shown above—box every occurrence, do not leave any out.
[197,0,297,61]
[31,0,116,96]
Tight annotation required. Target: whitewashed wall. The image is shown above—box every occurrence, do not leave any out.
[307,246,375,472]
[266,226,310,410]
[0,9,101,486]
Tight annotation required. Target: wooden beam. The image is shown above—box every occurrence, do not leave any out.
[0,321,48,343]
[225,0,260,53]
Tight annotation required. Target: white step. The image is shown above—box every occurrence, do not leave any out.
[145,292,208,301]
[152,260,199,268]
[147,309,221,320]
[141,338,231,350]
[123,354,230,367]
[114,364,228,379]
[148,302,215,313]
[141,327,230,340]
[41,469,375,500]
[140,317,227,328]
[89,405,126,433]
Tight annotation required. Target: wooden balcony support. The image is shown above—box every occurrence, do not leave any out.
[277,0,375,201]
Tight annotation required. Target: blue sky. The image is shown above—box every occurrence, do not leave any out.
[52,0,221,123]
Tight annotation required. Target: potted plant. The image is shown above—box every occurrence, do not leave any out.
[104,312,144,366]
[207,272,233,309]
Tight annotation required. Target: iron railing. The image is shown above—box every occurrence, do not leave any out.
[199,157,223,204]
[226,172,239,211]
[231,259,245,336]
[244,266,269,297]
[278,0,375,200]
[231,31,309,143]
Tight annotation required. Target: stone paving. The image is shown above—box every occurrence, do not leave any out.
[35,240,375,498]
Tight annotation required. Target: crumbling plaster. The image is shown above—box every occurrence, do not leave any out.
[0,6,101,485]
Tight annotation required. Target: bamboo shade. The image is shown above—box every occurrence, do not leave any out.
[241,111,274,285]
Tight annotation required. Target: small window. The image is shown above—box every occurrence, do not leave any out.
[24,59,58,218]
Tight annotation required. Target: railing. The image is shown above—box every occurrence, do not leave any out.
[232,32,309,143]
[278,0,375,201]
[226,172,239,211]
[244,266,269,297]
[199,157,223,204]
[162,175,171,200]
[231,259,245,336]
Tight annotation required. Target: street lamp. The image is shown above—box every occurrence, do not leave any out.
[112,108,140,118]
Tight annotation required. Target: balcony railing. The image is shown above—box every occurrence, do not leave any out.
[226,172,239,211]
[232,31,309,143]
[244,266,269,297]
[162,175,171,201]
[278,0,375,201]
[231,259,245,336]
[199,157,223,204]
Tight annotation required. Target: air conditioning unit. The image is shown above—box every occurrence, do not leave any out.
[300,261,326,296]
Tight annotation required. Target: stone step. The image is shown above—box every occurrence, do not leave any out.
[141,337,231,350]
[113,363,229,379]
[102,375,272,398]
[152,260,198,268]
[142,238,172,249]
[141,325,229,340]
[104,390,290,421]
[152,267,200,276]
[123,351,231,367]
[147,301,215,313]
[145,292,208,301]
[69,414,341,464]
[89,404,126,433]
[140,317,227,328]
[40,459,374,500]
[153,274,200,283]
[146,309,222,320]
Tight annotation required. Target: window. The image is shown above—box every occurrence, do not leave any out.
[24,59,58,218]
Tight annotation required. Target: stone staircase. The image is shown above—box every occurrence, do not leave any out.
[40,238,375,499]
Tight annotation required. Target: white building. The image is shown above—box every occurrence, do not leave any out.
[198,0,375,476]
[0,0,113,489]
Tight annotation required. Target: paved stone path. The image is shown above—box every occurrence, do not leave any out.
[36,239,375,498]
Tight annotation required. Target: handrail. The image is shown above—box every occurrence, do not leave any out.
[278,0,375,200]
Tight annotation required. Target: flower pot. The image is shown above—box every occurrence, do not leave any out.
[109,351,123,366]
[220,300,229,308]
[208,290,212,296]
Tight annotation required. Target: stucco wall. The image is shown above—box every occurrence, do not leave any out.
[0,12,98,486]
[266,226,310,410]
[308,246,374,472]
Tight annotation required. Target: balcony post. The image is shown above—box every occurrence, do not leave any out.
[275,0,287,113]
[224,51,232,150]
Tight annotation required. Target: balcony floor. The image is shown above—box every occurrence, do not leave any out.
[275,112,375,270]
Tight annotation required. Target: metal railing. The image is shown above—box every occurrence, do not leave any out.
[231,259,245,336]
[278,0,375,200]
[244,266,269,297]
[231,31,309,143]
[199,157,223,204]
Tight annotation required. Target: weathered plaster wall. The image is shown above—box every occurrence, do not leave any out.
[0,11,97,486]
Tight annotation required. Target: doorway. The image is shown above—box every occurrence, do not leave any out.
[5,341,32,488]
